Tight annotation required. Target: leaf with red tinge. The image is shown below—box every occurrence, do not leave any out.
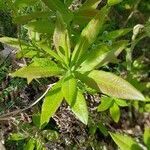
[87,70,145,100]
[53,12,71,62]
[72,6,109,64]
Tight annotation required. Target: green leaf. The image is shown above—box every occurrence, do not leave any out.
[109,102,120,123]
[36,41,64,63]
[72,6,109,64]
[100,28,132,41]
[109,132,142,150]
[40,83,63,127]
[11,58,62,83]
[0,37,38,58]
[30,58,56,66]
[108,0,122,6]
[0,37,37,58]
[14,11,51,24]
[80,0,101,9]
[42,130,59,141]
[79,44,110,71]
[97,96,113,112]
[16,48,39,59]
[144,104,150,112]
[87,70,145,100]
[41,0,73,24]
[143,127,150,149]
[53,12,71,62]
[25,19,54,34]
[74,0,101,24]
[74,9,99,25]
[24,138,35,150]
[97,122,108,136]
[62,74,77,106]
[35,139,44,150]
[115,99,128,107]
[32,114,41,128]
[0,37,29,49]
[79,40,128,72]
[64,0,74,7]
[89,125,97,135]
[145,21,150,37]
[9,133,27,141]
[13,0,37,8]
[11,66,60,83]
[70,90,88,125]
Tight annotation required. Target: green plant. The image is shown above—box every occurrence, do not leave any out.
[110,127,150,150]
[98,96,128,123]
[7,115,59,150]
[0,2,145,128]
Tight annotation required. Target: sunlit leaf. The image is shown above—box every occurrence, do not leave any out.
[115,99,128,107]
[53,12,71,62]
[35,139,44,150]
[98,96,113,112]
[71,90,88,125]
[24,138,35,150]
[80,0,102,9]
[79,44,110,71]
[9,133,27,141]
[0,37,29,49]
[36,41,63,62]
[11,58,63,83]
[40,83,63,127]
[74,0,101,24]
[143,127,150,149]
[74,9,99,25]
[62,74,77,106]
[16,48,39,59]
[109,103,120,123]
[14,11,51,24]
[87,70,145,100]
[144,104,150,112]
[108,0,122,6]
[13,0,37,8]
[79,40,128,72]
[41,0,73,23]
[72,6,109,64]
[25,19,54,34]
[0,37,36,58]
[100,28,132,40]
[109,132,142,150]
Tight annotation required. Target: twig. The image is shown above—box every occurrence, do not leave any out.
[0,84,54,121]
